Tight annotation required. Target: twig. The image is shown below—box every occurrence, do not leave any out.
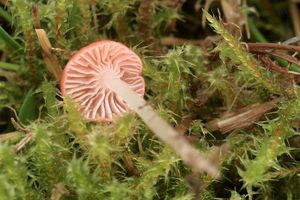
[267,52,300,68]
[10,118,33,153]
[259,56,293,77]
[35,29,63,81]
[206,99,279,133]
[122,155,140,177]
[15,133,33,153]
[246,42,300,53]
[11,117,28,132]
[32,4,41,29]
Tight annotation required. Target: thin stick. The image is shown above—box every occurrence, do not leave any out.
[35,29,62,81]
[10,118,33,153]
[206,99,279,133]
[32,5,41,29]
[268,52,300,67]
[109,79,219,177]
[246,42,300,53]
[15,133,33,153]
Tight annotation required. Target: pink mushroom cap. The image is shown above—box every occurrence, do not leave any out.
[61,40,145,122]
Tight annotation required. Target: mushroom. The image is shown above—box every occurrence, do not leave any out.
[61,40,218,177]
[61,40,145,121]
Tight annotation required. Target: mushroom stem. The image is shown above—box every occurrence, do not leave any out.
[109,78,219,177]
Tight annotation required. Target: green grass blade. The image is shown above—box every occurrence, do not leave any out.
[18,88,38,125]
[248,19,268,43]
[0,7,13,23]
[0,61,21,71]
[0,26,24,53]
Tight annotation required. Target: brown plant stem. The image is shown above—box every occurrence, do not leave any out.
[206,99,279,133]
[35,29,63,81]
[32,5,41,29]
[10,118,33,153]
[122,155,140,177]
[15,133,33,153]
[268,52,300,67]
[246,42,300,53]
[259,56,292,76]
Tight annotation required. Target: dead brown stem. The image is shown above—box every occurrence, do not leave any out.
[246,43,300,53]
[11,118,28,132]
[206,99,279,133]
[32,5,41,29]
[122,155,140,177]
[15,133,33,153]
[35,29,63,81]
[10,118,33,153]
[259,56,293,77]
[268,52,300,68]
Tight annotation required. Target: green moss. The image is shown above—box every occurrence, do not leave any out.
[0,1,299,199]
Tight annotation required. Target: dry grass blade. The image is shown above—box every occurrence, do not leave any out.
[35,29,62,81]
